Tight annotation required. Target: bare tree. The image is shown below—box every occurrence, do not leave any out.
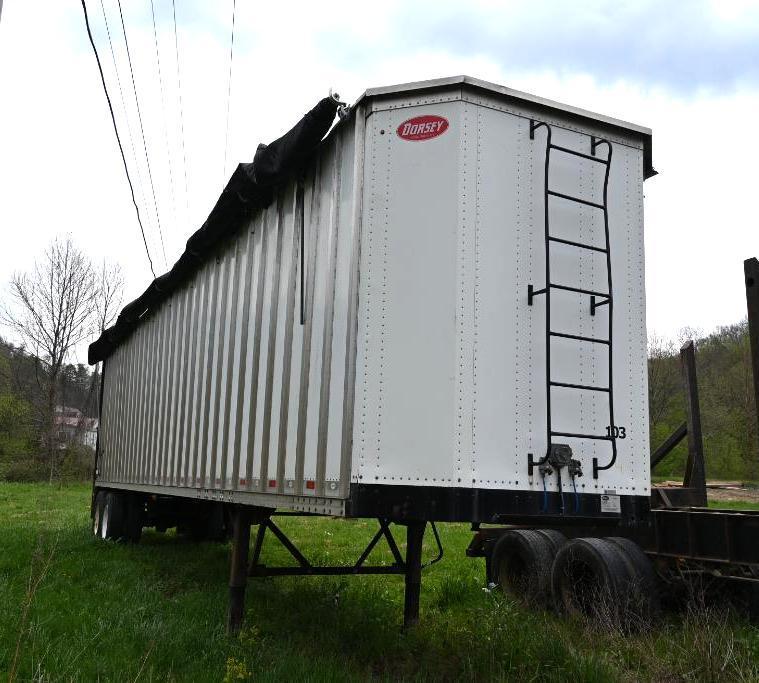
[95,260,124,334]
[2,236,98,481]
[81,260,125,449]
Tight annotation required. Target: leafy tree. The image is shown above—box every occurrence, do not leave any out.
[650,322,758,481]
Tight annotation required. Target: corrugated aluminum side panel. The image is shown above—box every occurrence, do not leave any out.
[187,266,210,484]
[243,222,267,490]
[216,244,241,488]
[228,229,254,488]
[304,146,335,495]
[271,186,298,494]
[97,118,359,502]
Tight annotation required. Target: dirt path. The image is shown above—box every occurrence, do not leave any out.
[707,485,759,504]
[657,480,759,504]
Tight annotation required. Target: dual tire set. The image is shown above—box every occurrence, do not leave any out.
[490,530,659,625]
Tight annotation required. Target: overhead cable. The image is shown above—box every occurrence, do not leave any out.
[98,0,151,235]
[222,0,237,185]
[171,0,190,220]
[80,0,156,279]
[116,0,168,267]
[149,0,179,237]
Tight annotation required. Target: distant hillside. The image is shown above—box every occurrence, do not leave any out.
[649,321,758,481]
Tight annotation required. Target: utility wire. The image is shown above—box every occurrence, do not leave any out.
[80,0,156,279]
[116,0,168,268]
[98,0,150,238]
[222,0,237,185]
[149,0,179,237]
[171,0,190,220]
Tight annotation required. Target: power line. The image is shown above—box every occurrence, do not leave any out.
[171,0,190,221]
[98,0,151,239]
[149,0,179,237]
[222,0,237,185]
[80,0,156,279]
[116,0,168,268]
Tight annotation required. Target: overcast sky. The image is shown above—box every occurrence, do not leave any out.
[1,0,758,363]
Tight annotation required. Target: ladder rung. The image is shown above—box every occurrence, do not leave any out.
[548,190,604,210]
[549,144,608,164]
[550,381,610,392]
[550,331,610,345]
[551,283,611,299]
[548,236,608,254]
[551,431,613,441]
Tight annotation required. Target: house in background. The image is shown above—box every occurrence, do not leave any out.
[54,406,98,450]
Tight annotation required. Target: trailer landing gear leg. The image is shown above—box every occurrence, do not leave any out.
[227,507,251,635]
[403,521,426,629]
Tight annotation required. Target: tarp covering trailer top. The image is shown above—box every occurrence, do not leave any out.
[90,75,655,522]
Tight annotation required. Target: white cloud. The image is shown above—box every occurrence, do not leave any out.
[319,0,759,93]
[0,0,757,364]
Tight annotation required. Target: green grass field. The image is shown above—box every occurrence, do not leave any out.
[1,484,758,682]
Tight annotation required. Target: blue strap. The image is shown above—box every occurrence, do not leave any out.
[571,477,580,513]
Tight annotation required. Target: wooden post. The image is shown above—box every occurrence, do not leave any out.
[745,258,759,464]
[680,341,707,504]
[227,506,251,635]
[403,521,426,629]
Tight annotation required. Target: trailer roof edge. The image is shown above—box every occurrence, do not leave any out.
[354,75,656,179]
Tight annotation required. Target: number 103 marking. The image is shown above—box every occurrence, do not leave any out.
[606,425,627,439]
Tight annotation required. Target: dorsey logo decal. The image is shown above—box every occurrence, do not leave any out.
[396,115,449,141]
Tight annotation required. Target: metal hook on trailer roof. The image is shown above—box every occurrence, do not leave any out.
[329,88,350,120]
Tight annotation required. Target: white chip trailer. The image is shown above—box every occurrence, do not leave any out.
[90,76,673,630]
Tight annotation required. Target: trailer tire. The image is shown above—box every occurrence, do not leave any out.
[551,537,632,625]
[492,529,565,607]
[605,536,660,620]
[92,491,105,537]
[100,491,127,541]
[189,503,226,542]
[746,583,759,624]
[122,494,143,543]
[535,529,567,555]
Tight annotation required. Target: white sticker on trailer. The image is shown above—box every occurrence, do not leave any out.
[600,491,621,514]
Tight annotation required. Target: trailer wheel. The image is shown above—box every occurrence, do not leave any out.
[189,503,226,541]
[122,494,143,543]
[746,582,759,624]
[551,537,631,624]
[99,491,127,541]
[605,537,660,620]
[92,491,105,537]
[491,529,565,607]
[535,529,567,555]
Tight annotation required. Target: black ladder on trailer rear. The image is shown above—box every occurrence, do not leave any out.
[527,120,617,481]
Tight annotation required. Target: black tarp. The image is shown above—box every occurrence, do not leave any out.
[88,96,341,365]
